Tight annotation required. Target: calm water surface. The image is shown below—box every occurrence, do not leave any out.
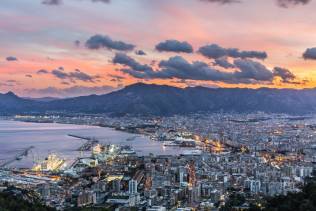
[0,120,181,168]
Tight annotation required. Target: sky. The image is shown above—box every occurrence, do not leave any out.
[1,0,316,97]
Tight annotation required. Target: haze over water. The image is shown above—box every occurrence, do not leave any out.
[0,120,180,169]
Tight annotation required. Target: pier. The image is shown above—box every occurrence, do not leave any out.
[0,146,34,168]
[68,134,99,151]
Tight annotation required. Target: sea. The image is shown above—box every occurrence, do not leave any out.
[0,120,182,169]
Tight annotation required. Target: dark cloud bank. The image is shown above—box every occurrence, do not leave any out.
[36,67,101,84]
[198,44,267,60]
[303,47,316,60]
[112,53,298,85]
[6,56,18,61]
[42,0,312,7]
[155,40,194,53]
[85,34,135,51]
[200,0,311,7]
[42,0,110,5]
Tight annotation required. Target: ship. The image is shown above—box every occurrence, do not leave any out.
[126,136,138,141]
[163,141,179,147]
[180,150,202,156]
[120,146,136,155]
[175,137,196,147]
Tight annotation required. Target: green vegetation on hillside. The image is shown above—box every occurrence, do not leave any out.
[221,174,316,211]
[264,176,316,211]
[0,191,55,211]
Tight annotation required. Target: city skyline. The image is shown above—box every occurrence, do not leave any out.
[2,2,316,210]
[1,0,316,98]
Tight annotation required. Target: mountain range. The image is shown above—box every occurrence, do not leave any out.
[1,83,316,116]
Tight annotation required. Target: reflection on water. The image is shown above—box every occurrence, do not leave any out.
[0,120,182,169]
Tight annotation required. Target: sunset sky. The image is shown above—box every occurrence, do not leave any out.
[1,0,316,97]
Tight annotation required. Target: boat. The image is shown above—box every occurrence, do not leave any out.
[163,141,179,147]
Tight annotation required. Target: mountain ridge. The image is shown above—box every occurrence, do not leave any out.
[2,83,316,116]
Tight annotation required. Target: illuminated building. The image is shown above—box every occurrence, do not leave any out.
[145,176,152,191]
[32,154,65,172]
[92,144,102,155]
[187,161,196,187]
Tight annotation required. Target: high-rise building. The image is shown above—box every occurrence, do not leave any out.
[250,180,261,194]
[129,179,138,194]
[77,191,96,207]
[179,167,185,184]
[112,179,121,193]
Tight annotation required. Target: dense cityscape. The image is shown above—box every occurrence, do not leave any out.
[0,113,315,210]
[2,0,316,210]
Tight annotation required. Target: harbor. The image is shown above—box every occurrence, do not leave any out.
[0,120,189,169]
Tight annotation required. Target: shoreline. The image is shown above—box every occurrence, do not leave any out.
[1,116,144,136]
[0,119,187,169]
